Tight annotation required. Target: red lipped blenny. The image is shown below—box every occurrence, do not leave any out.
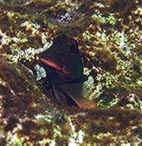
[34,34,97,110]
[38,34,83,84]
[36,34,84,107]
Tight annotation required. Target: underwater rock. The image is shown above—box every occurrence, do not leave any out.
[0,60,43,119]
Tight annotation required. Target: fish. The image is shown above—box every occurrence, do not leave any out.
[38,34,96,109]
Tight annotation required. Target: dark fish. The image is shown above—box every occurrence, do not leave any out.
[38,34,84,106]
[39,34,84,85]
[38,34,96,109]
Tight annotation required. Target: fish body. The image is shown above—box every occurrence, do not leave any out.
[37,34,96,109]
[39,34,83,85]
